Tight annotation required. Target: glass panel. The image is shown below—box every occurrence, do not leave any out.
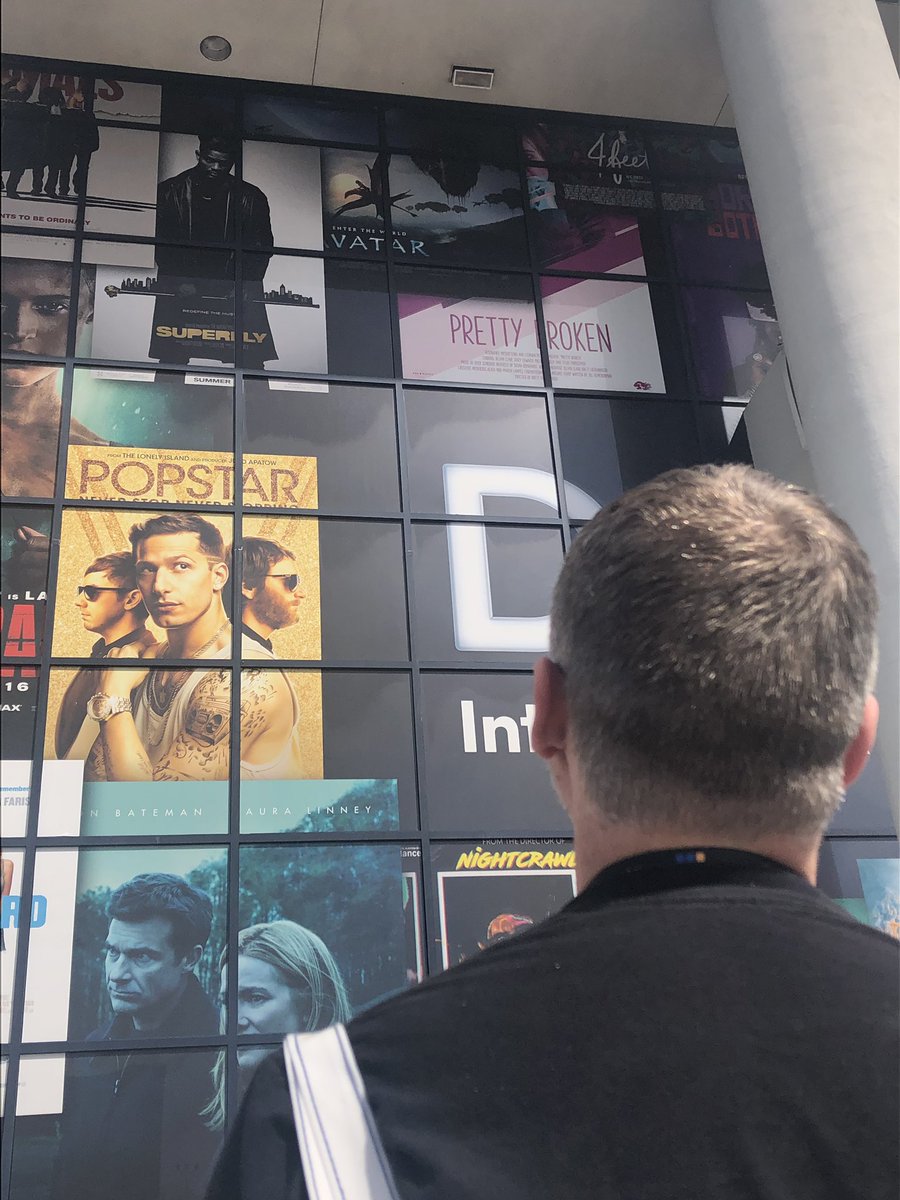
[0,669,39,835]
[430,839,575,969]
[817,839,899,936]
[239,515,321,660]
[84,126,159,239]
[243,252,326,372]
[402,844,426,982]
[405,388,554,516]
[21,845,226,1041]
[65,368,234,505]
[237,843,407,1025]
[238,668,406,832]
[88,255,237,368]
[412,523,563,662]
[554,395,705,505]
[318,519,408,660]
[52,508,233,659]
[323,148,390,258]
[396,267,541,387]
[44,667,231,834]
[541,275,665,393]
[242,379,400,513]
[522,120,653,207]
[241,139,324,251]
[2,505,51,656]
[0,71,94,229]
[324,260,393,377]
[527,175,663,274]
[386,153,527,269]
[682,285,781,401]
[664,181,768,288]
[10,1049,222,1200]
[244,92,378,145]
[650,129,747,182]
[419,673,563,832]
[385,106,518,164]
[2,247,80,498]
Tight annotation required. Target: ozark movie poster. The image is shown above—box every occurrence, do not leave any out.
[432,839,576,969]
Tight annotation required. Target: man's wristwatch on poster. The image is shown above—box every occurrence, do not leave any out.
[87,693,132,722]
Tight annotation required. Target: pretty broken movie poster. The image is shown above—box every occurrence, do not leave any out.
[62,368,318,508]
[431,839,576,970]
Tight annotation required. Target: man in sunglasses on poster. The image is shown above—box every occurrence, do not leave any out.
[238,536,303,659]
[86,513,302,785]
[55,551,158,761]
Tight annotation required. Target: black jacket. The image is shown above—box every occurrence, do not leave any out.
[207,850,899,1200]
[51,975,220,1200]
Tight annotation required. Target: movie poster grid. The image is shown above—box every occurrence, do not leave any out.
[431,839,576,970]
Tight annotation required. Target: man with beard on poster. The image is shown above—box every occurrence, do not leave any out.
[86,514,299,784]
[54,551,158,762]
[1,257,107,497]
[152,131,275,368]
[50,872,220,1200]
[235,536,306,781]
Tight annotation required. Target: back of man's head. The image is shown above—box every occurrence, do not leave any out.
[550,464,878,836]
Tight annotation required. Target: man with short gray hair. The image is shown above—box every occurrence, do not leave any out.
[208,464,897,1200]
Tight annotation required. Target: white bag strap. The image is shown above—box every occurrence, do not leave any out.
[283,1025,401,1200]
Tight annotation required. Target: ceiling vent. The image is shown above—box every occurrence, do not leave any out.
[450,66,495,90]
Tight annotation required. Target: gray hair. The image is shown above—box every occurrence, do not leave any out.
[549,464,878,835]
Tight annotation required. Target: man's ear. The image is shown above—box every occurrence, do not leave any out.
[122,588,143,612]
[240,581,257,602]
[180,943,203,973]
[211,560,229,593]
[531,657,569,761]
[843,694,879,789]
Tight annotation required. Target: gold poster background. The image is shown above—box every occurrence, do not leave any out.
[52,508,234,657]
[241,515,321,661]
[65,446,318,509]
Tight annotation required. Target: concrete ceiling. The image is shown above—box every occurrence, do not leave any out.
[2,0,897,126]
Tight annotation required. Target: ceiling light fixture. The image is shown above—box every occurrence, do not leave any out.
[450,66,495,90]
[200,36,233,62]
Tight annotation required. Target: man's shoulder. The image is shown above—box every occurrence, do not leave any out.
[239,179,269,205]
[158,168,192,193]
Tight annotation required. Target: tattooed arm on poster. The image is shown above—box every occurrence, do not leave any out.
[94,663,292,780]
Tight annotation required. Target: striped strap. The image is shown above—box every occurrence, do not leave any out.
[283,1026,401,1200]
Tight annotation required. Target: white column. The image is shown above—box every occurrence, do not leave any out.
[712,0,900,825]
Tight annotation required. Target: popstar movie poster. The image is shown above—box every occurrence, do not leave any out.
[431,839,576,969]
[1,252,94,500]
[40,506,325,835]
[63,368,318,508]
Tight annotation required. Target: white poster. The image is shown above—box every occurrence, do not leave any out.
[541,277,665,392]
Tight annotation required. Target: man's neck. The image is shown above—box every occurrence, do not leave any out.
[571,816,822,891]
[99,615,144,648]
[242,611,274,642]
[165,599,228,657]
[130,976,189,1033]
